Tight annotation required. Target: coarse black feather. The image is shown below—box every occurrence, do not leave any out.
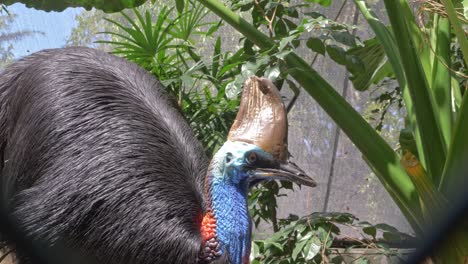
[0,47,218,264]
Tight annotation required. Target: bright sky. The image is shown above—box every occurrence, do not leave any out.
[7,3,83,59]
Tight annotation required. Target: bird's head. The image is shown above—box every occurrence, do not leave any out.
[209,140,316,189]
[212,76,316,189]
[200,77,315,264]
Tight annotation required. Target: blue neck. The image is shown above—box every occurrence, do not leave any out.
[206,161,251,264]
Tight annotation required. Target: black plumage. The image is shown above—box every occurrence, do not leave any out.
[0,47,216,263]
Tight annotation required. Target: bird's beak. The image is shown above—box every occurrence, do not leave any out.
[251,161,317,187]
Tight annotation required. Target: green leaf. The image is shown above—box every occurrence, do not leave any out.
[362,226,377,239]
[382,231,400,242]
[291,239,308,260]
[175,0,185,13]
[430,15,452,154]
[278,35,297,51]
[304,0,332,7]
[346,38,386,91]
[355,257,370,264]
[211,37,221,77]
[326,45,347,65]
[306,38,325,55]
[374,223,399,233]
[317,226,329,241]
[264,65,281,82]
[252,240,260,258]
[441,92,468,193]
[225,76,244,99]
[331,31,357,47]
[331,256,344,264]
[439,0,468,67]
[304,236,321,260]
[206,20,222,36]
[266,241,283,251]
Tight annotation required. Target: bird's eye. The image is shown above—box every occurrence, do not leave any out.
[246,152,257,164]
[226,153,233,163]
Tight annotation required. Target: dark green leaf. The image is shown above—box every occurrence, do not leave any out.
[362,226,377,239]
[346,38,387,91]
[374,223,399,233]
[303,12,327,18]
[326,45,347,65]
[331,256,344,264]
[306,38,325,55]
[331,31,357,47]
[291,239,308,260]
[274,19,288,37]
[382,231,400,242]
[175,0,184,13]
[304,236,321,260]
[355,257,370,264]
[304,0,332,7]
[244,39,255,55]
[278,35,296,51]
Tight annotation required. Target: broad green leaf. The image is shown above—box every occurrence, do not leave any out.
[346,38,386,91]
[291,239,308,260]
[331,256,344,264]
[175,0,185,13]
[304,236,321,260]
[362,226,377,239]
[278,35,297,51]
[331,31,357,47]
[441,92,468,194]
[326,45,347,65]
[382,231,400,242]
[355,257,370,264]
[306,38,325,55]
[431,15,452,154]
[304,0,332,7]
[265,65,281,82]
[251,241,260,259]
[265,241,283,251]
[225,77,244,99]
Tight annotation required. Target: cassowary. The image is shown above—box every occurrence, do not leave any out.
[0,47,316,264]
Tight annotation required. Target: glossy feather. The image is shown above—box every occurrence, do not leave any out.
[0,47,212,264]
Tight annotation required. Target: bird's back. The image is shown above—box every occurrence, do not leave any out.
[0,47,209,264]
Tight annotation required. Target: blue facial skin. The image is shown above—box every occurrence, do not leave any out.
[206,141,274,264]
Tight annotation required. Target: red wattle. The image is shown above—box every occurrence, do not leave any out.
[200,211,217,241]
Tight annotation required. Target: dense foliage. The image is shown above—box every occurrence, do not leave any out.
[1,0,146,12]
